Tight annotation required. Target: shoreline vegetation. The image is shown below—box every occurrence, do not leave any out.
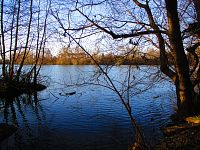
[0,48,171,66]
[0,79,46,98]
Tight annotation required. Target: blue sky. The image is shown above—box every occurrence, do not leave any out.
[1,0,196,57]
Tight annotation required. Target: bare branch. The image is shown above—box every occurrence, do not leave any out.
[76,8,167,39]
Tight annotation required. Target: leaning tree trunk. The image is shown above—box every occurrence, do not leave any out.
[165,0,194,116]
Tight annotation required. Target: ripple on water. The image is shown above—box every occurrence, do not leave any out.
[0,65,175,150]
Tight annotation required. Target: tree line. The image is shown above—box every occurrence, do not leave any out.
[0,46,172,65]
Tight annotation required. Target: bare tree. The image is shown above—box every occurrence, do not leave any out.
[0,0,6,79]
[15,0,33,82]
[0,0,50,94]
[53,0,200,117]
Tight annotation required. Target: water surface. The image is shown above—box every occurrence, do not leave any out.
[0,65,175,150]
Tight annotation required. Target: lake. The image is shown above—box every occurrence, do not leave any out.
[0,65,175,150]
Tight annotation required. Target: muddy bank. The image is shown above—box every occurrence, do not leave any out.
[156,122,200,149]
[0,79,46,98]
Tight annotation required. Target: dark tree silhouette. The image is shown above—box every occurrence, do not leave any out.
[54,0,200,117]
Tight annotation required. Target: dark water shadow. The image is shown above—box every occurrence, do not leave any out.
[0,92,47,150]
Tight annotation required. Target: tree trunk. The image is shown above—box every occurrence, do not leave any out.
[16,0,33,82]
[10,0,21,80]
[0,0,6,79]
[193,0,200,22]
[165,0,193,116]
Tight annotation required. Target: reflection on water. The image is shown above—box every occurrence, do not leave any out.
[0,65,175,150]
[0,92,47,150]
[0,92,43,126]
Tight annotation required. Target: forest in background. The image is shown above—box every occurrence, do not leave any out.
[1,46,199,66]
[0,46,171,65]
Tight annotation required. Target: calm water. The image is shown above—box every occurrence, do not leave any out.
[0,65,175,150]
